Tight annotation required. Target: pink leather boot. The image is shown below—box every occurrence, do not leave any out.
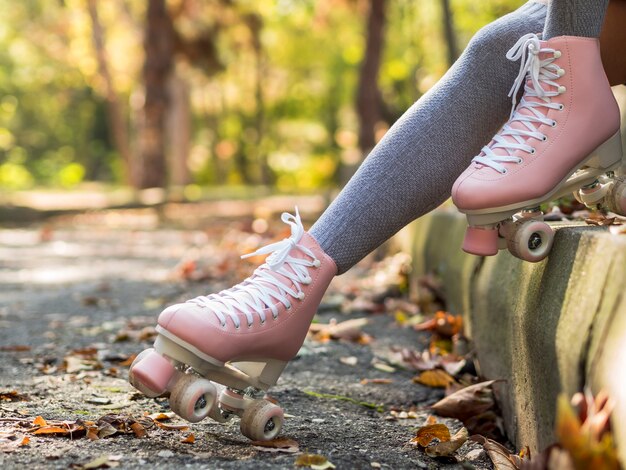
[129,209,337,440]
[452,34,625,262]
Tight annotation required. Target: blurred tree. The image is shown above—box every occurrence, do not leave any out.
[138,0,175,189]
[354,0,386,182]
[86,0,133,185]
[441,0,459,66]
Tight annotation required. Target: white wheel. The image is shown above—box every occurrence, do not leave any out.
[169,374,217,423]
[604,176,626,216]
[128,348,162,398]
[239,400,284,441]
[506,219,554,262]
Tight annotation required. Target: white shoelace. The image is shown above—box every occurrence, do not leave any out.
[472,33,566,174]
[188,208,320,329]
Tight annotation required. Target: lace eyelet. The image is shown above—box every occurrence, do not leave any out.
[260,320,265,325]
[516,158,523,164]
[541,135,548,142]
[297,292,305,300]
[234,324,240,330]
[558,85,567,94]
[303,276,312,285]
[501,169,508,175]
[554,50,562,59]
[557,68,565,77]
[313,259,321,268]
[530,148,536,155]
[550,121,557,128]
[248,323,253,328]
[286,303,292,310]
[558,104,564,111]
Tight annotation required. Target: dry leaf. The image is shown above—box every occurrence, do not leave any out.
[0,345,30,352]
[181,433,195,444]
[252,437,299,453]
[308,318,371,344]
[413,369,456,388]
[425,427,468,457]
[431,380,498,421]
[33,416,47,427]
[414,311,463,337]
[295,453,336,469]
[147,412,175,421]
[360,378,393,385]
[32,426,72,435]
[17,436,29,447]
[472,435,518,469]
[411,423,451,447]
[130,422,147,438]
[0,391,29,402]
[154,421,189,431]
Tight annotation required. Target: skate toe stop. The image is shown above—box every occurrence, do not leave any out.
[462,226,499,256]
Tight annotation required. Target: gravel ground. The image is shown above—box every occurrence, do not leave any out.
[0,212,495,469]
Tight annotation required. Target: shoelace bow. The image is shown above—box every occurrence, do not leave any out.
[472,33,566,174]
[188,208,320,329]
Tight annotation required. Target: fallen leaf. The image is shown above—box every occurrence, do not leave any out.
[295,453,336,469]
[0,391,29,402]
[425,427,468,457]
[147,412,175,421]
[340,356,358,366]
[411,423,451,447]
[472,435,521,470]
[0,345,31,352]
[414,311,463,337]
[154,421,189,431]
[82,454,122,469]
[360,378,393,385]
[130,422,147,439]
[252,437,299,453]
[430,380,498,421]
[413,369,456,388]
[181,433,195,444]
[17,436,29,447]
[33,426,72,435]
[33,416,47,427]
[308,318,371,344]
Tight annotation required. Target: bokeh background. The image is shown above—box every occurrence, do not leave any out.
[0,0,523,203]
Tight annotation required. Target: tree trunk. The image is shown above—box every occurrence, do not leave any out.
[86,0,133,186]
[441,0,459,67]
[354,0,386,180]
[166,73,191,187]
[138,0,175,189]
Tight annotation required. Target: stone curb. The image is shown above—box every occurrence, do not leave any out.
[397,208,626,463]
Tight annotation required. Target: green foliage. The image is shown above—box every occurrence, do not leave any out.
[0,0,525,190]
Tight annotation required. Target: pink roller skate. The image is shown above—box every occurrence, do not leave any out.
[452,34,625,262]
[129,209,337,440]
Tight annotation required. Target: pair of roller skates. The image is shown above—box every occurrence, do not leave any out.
[453,34,626,262]
[129,210,337,440]
[128,35,625,442]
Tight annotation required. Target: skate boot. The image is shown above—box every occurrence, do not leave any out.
[129,209,337,440]
[452,33,625,262]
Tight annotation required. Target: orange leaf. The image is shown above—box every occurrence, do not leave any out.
[413,370,456,388]
[411,424,451,447]
[32,426,69,435]
[32,416,47,427]
[154,421,189,431]
[426,415,438,425]
[18,436,30,446]
[181,433,195,444]
[130,422,147,438]
[360,378,393,385]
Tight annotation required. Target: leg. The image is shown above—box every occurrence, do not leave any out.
[452,1,622,261]
[311,1,548,274]
[543,0,610,39]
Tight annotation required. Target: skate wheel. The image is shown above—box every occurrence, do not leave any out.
[169,374,217,423]
[239,400,284,441]
[506,219,554,262]
[129,349,174,397]
[604,176,626,216]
